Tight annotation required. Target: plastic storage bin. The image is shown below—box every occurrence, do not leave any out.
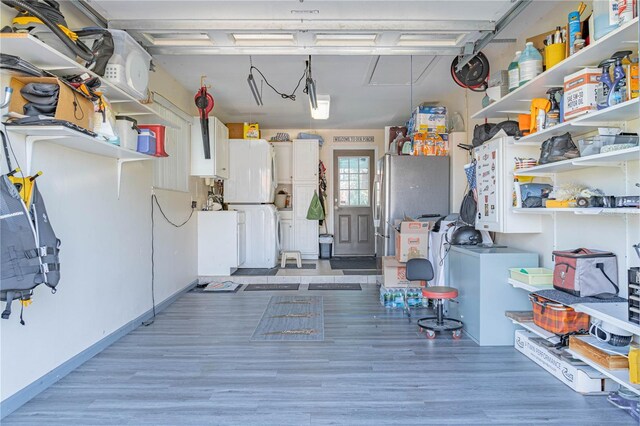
[509,268,553,285]
[115,115,140,151]
[138,124,168,157]
[104,29,152,100]
[578,134,639,156]
[319,234,333,259]
[137,129,156,155]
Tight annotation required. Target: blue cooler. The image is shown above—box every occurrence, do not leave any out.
[137,129,156,155]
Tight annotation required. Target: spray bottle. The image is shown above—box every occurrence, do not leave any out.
[610,50,633,105]
[545,88,563,128]
[597,59,616,110]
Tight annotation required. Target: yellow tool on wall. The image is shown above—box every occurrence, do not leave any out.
[530,98,551,134]
[7,169,42,208]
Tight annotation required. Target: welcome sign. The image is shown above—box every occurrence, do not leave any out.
[333,136,375,143]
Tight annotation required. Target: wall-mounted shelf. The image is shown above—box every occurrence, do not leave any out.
[514,146,640,175]
[566,349,640,396]
[472,18,639,120]
[508,317,561,344]
[507,278,553,293]
[573,303,640,337]
[6,125,154,198]
[513,207,640,215]
[515,98,640,144]
[0,34,173,127]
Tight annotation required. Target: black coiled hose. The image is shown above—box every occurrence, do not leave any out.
[2,0,95,62]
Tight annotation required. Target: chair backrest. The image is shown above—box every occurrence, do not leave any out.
[406,258,434,282]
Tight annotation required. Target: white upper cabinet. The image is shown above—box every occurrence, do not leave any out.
[293,139,319,182]
[273,142,293,184]
[191,116,229,179]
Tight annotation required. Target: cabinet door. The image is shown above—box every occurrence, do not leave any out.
[280,219,293,251]
[474,138,502,232]
[190,116,214,176]
[273,143,293,184]
[214,118,229,179]
[293,183,319,255]
[293,139,319,182]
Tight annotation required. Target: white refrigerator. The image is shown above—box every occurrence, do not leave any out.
[226,139,280,268]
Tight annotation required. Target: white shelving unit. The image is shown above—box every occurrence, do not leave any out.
[508,317,561,344]
[515,99,639,144]
[514,146,640,175]
[507,278,552,293]
[7,126,154,198]
[0,33,172,127]
[566,349,640,396]
[472,18,639,120]
[573,303,640,337]
[513,207,640,215]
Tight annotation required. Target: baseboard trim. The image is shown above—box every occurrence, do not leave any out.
[0,279,198,419]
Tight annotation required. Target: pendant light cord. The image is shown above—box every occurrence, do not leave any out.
[249,56,307,101]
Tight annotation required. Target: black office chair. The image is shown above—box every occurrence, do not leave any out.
[406,258,464,340]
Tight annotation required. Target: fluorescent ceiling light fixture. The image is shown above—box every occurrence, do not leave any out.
[233,33,295,46]
[397,33,465,47]
[142,32,213,46]
[315,34,378,46]
[247,72,263,106]
[310,95,330,120]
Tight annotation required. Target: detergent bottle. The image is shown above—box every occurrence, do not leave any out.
[597,59,616,110]
[610,50,633,105]
[508,51,521,92]
[518,42,543,86]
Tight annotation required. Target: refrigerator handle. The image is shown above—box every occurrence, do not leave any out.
[372,177,380,227]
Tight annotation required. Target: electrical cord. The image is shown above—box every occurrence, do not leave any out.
[249,59,307,101]
[142,194,195,326]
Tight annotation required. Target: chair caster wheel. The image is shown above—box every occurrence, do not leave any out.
[452,330,462,340]
[425,330,436,339]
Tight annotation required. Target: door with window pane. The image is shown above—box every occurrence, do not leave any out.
[333,150,375,256]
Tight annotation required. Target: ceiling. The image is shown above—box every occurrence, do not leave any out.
[84,0,540,128]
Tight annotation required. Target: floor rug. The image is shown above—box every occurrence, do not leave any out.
[329,256,378,270]
[280,264,316,270]
[233,268,279,276]
[244,284,300,291]
[191,282,243,293]
[342,270,379,275]
[251,295,324,341]
[308,283,362,291]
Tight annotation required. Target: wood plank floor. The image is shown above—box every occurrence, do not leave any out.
[4,285,634,425]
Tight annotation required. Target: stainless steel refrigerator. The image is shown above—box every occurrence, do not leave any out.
[374,155,450,258]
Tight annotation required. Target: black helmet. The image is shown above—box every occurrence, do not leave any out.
[450,226,482,245]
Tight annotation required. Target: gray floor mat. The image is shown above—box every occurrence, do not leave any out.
[330,256,378,270]
[251,295,324,341]
[308,283,362,290]
[343,270,379,275]
[244,284,300,291]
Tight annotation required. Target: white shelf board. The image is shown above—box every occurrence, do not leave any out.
[572,303,640,337]
[509,317,561,344]
[6,126,151,160]
[508,278,553,293]
[472,18,639,120]
[514,146,640,175]
[513,207,640,215]
[0,34,173,127]
[566,349,640,396]
[515,98,640,144]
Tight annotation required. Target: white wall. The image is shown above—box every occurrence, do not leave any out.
[262,128,385,235]
[0,3,200,404]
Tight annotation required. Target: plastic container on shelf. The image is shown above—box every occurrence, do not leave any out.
[508,51,521,92]
[577,134,639,156]
[518,42,543,86]
[115,116,140,151]
[593,0,620,40]
[509,268,553,285]
[103,29,152,100]
[137,129,156,155]
[138,124,168,157]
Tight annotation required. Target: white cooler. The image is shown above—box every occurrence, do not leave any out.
[115,116,140,151]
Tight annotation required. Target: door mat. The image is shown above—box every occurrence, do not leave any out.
[280,264,316,270]
[308,283,362,290]
[534,289,626,305]
[233,268,279,276]
[342,270,379,275]
[191,282,243,293]
[330,256,378,270]
[244,283,300,291]
[251,296,324,341]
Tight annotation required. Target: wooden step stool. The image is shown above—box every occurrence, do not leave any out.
[281,251,302,268]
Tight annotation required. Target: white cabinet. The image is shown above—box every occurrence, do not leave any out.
[293,139,319,182]
[191,116,229,179]
[279,210,294,252]
[474,137,541,233]
[273,142,293,184]
[293,183,319,258]
[197,211,245,275]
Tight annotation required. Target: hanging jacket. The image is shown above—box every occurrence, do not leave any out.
[0,175,60,321]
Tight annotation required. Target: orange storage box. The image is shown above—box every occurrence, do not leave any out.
[138,124,168,157]
[529,293,589,334]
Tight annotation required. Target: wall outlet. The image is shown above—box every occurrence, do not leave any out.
[191,201,197,209]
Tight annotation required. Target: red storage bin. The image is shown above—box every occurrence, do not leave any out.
[138,124,168,157]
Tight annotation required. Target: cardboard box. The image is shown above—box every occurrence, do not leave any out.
[226,123,244,139]
[514,330,616,394]
[563,68,600,121]
[383,256,410,287]
[243,122,260,139]
[394,220,430,263]
[9,77,94,132]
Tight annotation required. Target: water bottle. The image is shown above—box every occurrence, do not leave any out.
[508,51,521,92]
[518,42,543,86]
[395,290,403,308]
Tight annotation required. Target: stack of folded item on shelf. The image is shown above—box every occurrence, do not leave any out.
[20,83,59,118]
